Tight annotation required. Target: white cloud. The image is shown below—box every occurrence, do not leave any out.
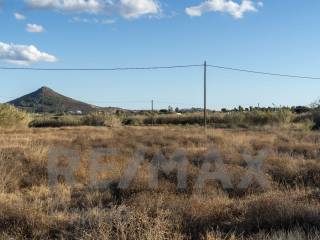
[186,0,258,19]
[25,0,103,13]
[0,42,57,65]
[25,0,161,19]
[70,16,115,24]
[14,12,26,20]
[26,23,45,32]
[119,0,160,19]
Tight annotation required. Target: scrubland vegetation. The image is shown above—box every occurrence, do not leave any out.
[28,112,121,128]
[127,110,295,128]
[1,104,320,239]
[0,104,30,128]
[123,110,317,131]
[28,109,314,130]
[1,101,315,130]
[0,125,320,239]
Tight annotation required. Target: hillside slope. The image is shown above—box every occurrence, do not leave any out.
[8,87,99,113]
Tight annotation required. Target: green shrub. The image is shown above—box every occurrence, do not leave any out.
[122,117,144,126]
[143,114,204,125]
[30,113,121,128]
[29,115,81,128]
[293,112,313,123]
[0,104,30,128]
[82,113,121,127]
[28,110,294,128]
[134,110,293,128]
[223,112,246,127]
[82,113,106,126]
[244,110,292,126]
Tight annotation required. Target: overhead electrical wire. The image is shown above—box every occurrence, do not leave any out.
[207,64,320,80]
[0,64,202,71]
[1,62,320,80]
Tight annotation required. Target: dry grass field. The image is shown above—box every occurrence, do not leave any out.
[0,125,320,239]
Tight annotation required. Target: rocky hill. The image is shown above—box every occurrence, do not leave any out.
[8,87,102,114]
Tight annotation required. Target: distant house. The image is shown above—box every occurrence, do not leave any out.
[68,110,83,115]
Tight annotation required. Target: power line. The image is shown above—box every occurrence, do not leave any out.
[207,64,320,80]
[1,62,320,79]
[0,64,202,71]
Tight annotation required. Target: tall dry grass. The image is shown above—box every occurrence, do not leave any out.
[0,126,319,239]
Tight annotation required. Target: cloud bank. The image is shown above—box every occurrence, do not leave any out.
[25,0,161,19]
[0,42,57,65]
[25,0,103,13]
[186,0,258,19]
[119,0,160,19]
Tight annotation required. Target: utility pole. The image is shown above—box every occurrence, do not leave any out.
[151,100,154,126]
[204,61,207,131]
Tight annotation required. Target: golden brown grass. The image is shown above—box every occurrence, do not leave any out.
[0,126,319,239]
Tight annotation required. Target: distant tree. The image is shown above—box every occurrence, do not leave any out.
[160,109,168,114]
[221,108,227,113]
[168,105,174,113]
[238,106,244,112]
[293,106,311,114]
[175,107,180,113]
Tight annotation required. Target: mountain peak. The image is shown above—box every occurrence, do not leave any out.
[39,86,51,90]
[37,86,54,93]
[8,87,98,113]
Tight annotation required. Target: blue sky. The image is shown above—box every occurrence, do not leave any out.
[1,0,320,110]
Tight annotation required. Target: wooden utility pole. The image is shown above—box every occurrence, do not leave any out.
[204,61,207,130]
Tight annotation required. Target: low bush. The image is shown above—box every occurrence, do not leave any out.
[29,115,82,128]
[82,113,121,127]
[82,113,107,126]
[26,110,300,129]
[122,117,144,126]
[0,104,30,128]
[247,110,293,126]
[143,113,204,125]
[138,110,293,128]
[30,113,121,128]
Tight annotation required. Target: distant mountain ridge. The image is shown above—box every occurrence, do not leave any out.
[8,86,116,114]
